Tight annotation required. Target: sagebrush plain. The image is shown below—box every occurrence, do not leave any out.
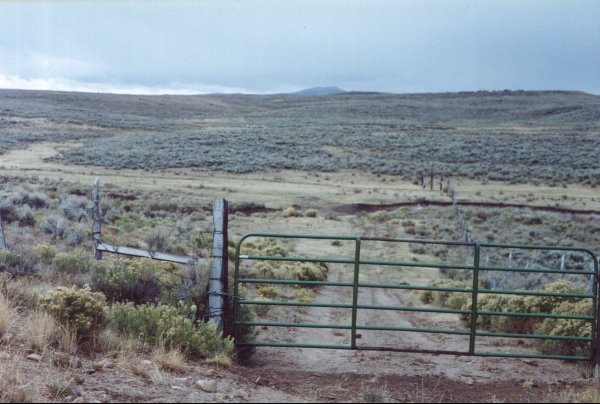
[1,89,600,402]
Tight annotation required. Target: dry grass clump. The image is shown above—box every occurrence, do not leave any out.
[205,351,233,368]
[304,208,318,218]
[57,327,78,354]
[0,273,49,309]
[152,346,187,373]
[363,388,386,403]
[552,385,600,403]
[0,293,14,338]
[282,207,303,217]
[23,311,60,352]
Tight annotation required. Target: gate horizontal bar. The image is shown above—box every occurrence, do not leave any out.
[236,278,354,287]
[240,233,358,241]
[240,255,356,265]
[236,342,591,361]
[237,321,352,330]
[357,304,469,315]
[355,325,471,336]
[356,346,470,355]
[237,299,353,309]
[359,259,474,271]
[359,282,473,293]
[478,288,593,299]
[361,236,474,246]
[480,265,596,275]
[474,351,590,361]
[478,310,593,320]
[237,342,352,349]
[241,254,476,272]
[476,330,593,341]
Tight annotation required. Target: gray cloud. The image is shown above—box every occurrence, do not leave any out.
[0,0,598,94]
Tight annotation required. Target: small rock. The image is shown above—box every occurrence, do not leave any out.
[172,386,183,390]
[72,398,85,403]
[96,359,114,369]
[196,379,217,393]
[84,368,96,375]
[71,387,83,397]
[70,357,83,369]
[26,353,42,362]
[63,396,74,403]
[235,392,249,400]
[140,360,153,366]
[462,377,475,385]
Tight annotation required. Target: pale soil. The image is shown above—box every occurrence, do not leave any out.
[0,141,598,402]
[2,141,599,211]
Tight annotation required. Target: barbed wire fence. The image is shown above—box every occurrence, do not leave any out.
[91,177,230,335]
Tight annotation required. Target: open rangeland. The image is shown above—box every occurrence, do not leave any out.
[0,89,600,402]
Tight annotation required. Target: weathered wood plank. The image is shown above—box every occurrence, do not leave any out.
[209,198,228,333]
[97,242,196,265]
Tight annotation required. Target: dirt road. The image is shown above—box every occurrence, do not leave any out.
[240,262,588,402]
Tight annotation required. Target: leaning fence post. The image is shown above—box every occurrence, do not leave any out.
[92,177,102,260]
[209,198,229,335]
[0,213,6,250]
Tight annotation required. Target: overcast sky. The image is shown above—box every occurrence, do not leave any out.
[0,0,599,95]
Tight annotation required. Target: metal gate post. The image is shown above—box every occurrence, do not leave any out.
[351,236,361,349]
[469,243,480,355]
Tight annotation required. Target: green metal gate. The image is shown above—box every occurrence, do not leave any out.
[233,233,599,363]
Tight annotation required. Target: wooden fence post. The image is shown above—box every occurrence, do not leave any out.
[0,213,6,250]
[92,177,102,260]
[430,172,434,191]
[209,198,228,335]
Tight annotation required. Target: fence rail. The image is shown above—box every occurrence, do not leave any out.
[95,242,195,264]
[91,177,229,332]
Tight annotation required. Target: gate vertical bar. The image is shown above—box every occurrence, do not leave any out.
[92,177,102,260]
[209,198,228,334]
[351,236,361,349]
[469,243,481,355]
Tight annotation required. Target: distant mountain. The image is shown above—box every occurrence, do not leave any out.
[289,86,346,96]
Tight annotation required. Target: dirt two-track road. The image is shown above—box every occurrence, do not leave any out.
[234,257,590,403]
